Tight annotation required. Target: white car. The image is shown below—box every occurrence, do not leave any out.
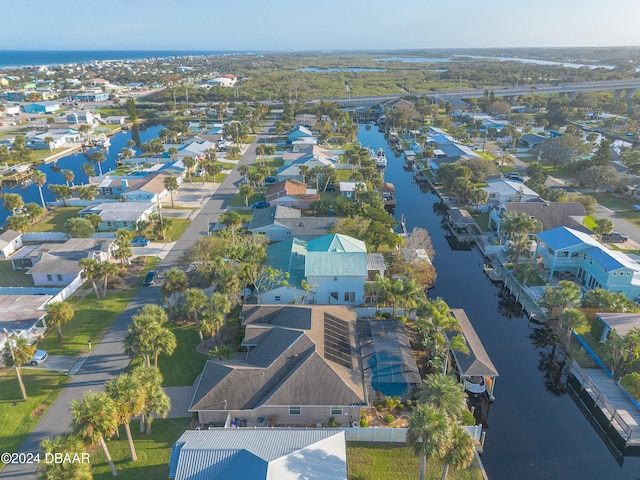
[29,350,48,366]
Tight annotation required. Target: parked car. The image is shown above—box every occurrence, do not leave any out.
[131,237,150,247]
[251,201,269,209]
[195,169,206,176]
[325,184,336,192]
[143,271,157,286]
[633,204,640,212]
[602,232,628,243]
[264,176,276,183]
[29,350,48,366]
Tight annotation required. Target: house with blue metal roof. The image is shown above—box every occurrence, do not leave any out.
[169,428,347,480]
[536,226,640,299]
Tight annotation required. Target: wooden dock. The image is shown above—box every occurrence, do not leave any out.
[569,361,640,456]
[2,168,33,187]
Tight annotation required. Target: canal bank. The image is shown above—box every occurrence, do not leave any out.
[357,126,640,480]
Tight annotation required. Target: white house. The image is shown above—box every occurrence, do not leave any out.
[25,128,81,150]
[0,229,23,259]
[79,202,156,231]
[484,178,539,204]
[339,181,366,199]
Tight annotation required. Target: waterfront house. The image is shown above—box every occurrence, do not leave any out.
[248,206,337,242]
[595,312,640,342]
[535,226,640,299]
[104,115,126,125]
[189,305,366,428]
[79,202,156,231]
[25,128,81,150]
[66,110,100,126]
[261,233,368,305]
[168,429,347,480]
[339,181,366,199]
[488,201,589,234]
[484,178,540,204]
[0,229,23,259]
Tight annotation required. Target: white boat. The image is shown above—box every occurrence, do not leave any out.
[464,376,486,394]
[374,147,387,167]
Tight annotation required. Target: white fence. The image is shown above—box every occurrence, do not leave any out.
[342,425,482,443]
[22,232,68,243]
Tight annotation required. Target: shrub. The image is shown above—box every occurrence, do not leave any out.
[360,418,369,427]
[383,414,395,424]
[327,416,340,427]
[461,409,477,426]
[405,399,413,407]
[620,372,640,401]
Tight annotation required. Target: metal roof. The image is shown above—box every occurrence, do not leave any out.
[536,226,600,251]
[169,429,346,480]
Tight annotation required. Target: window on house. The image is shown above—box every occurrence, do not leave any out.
[330,406,343,415]
[334,277,338,281]
[289,406,301,415]
[56,274,63,281]
[275,296,281,302]
[330,292,339,301]
[344,292,355,302]
[123,222,128,227]
[46,274,53,282]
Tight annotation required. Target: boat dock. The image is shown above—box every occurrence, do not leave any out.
[1,167,33,187]
[569,361,640,456]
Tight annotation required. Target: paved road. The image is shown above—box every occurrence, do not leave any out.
[0,119,274,480]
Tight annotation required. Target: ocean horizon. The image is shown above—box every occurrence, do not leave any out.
[0,50,260,68]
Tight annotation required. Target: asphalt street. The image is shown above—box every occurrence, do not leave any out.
[0,120,274,480]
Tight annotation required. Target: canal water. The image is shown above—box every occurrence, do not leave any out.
[0,124,163,226]
[357,126,640,480]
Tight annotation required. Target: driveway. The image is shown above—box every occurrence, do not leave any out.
[0,120,274,480]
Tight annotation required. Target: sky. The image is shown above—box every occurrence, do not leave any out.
[1,0,639,51]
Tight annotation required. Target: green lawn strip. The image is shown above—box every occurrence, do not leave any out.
[91,418,191,480]
[471,212,490,231]
[594,192,636,211]
[0,369,70,471]
[347,442,483,480]
[164,218,191,242]
[0,259,36,287]
[336,169,353,181]
[27,206,83,232]
[158,324,208,387]
[38,259,157,356]
[229,189,266,207]
[214,173,227,183]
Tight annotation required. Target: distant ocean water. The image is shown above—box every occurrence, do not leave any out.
[0,50,254,68]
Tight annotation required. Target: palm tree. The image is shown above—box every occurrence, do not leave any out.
[406,403,452,480]
[124,304,176,367]
[417,373,467,422]
[45,301,74,344]
[183,156,195,182]
[105,373,145,462]
[539,280,582,327]
[32,170,47,210]
[70,391,119,477]
[164,176,179,208]
[440,425,475,480]
[239,183,254,207]
[184,288,208,340]
[92,151,106,176]
[161,268,188,318]
[560,308,587,351]
[81,162,95,178]
[211,291,232,328]
[39,433,92,480]
[63,169,75,187]
[79,258,103,299]
[132,366,171,434]
[238,164,250,179]
[2,336,34,401]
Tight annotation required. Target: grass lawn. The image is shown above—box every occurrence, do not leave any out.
[38,258,157,356]
[0,259,35,287]
[471,212,490,232]
[164,218,191,243]
[0,369,70,472]
[27,206,82,232]
[234,209,253,223]
[229,188,265,207]
[158,324,208,387]
[91,418,191,480]
[347,442,483,480]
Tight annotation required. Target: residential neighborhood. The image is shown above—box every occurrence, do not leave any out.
[2,42,640,480]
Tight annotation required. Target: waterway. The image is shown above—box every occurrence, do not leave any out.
[0,125,163,226]
[357,126,640,480]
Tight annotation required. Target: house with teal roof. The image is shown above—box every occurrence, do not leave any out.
[536,226,640,300]
[260,234,368,305]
